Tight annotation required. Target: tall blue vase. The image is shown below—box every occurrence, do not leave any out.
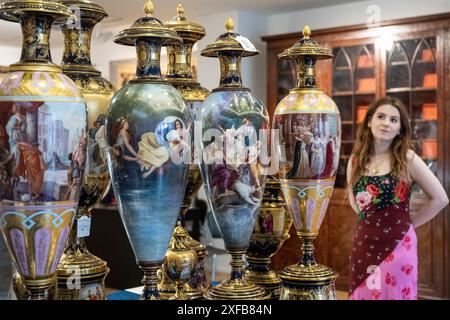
[199,18,270,300]
[105,0,190,300]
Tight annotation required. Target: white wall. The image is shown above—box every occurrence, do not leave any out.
[0,45,20,66]
[235,11,268,104]
[267,0,450,36]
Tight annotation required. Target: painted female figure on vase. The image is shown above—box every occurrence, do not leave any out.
[207,118,263,208]
[137,117,190,179]
[309,132,325,177]
[5,103,26,174]
[0,100,86,203]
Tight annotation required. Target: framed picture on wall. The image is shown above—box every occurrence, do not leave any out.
[109,59,136,90]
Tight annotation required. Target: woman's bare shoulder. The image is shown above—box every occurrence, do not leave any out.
[406,149,417,162]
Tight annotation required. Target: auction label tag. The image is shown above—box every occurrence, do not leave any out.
[77,216,91,238]
[235,35,257,52]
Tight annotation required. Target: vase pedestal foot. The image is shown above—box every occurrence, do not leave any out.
[204,249,270,300]
[204,278,271,300]
[244,269,282,300]
[279,263,338,300]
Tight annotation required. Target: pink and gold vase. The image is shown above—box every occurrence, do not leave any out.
[273,26,340,300]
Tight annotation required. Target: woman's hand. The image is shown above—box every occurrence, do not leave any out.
[408,150,449,228]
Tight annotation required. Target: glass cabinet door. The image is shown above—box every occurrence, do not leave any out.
[331,43,376,187]
[386,37,438,191]
[276,59,296,103]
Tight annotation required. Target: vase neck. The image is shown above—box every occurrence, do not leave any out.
[136,39,162,79]
[299,236,316,266]
[295,56,317,89]
[19,14,55,65]
[166,43,195,80]
[218,52,243,88]
[139,263,160,300]
[245,256,271,272]
[229,249,246,280]
[61,22,94,68]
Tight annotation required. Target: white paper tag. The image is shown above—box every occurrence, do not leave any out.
[77,216,91,238]
[235,35,257,52]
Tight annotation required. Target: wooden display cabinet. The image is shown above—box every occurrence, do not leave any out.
[262,13,450,299]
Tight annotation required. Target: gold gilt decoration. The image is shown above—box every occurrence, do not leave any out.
[225,17,234,32]
[244,177,292,300]
[74,173,110,217]
[0,204,76,300]
[73,77,114,95]
[279,281,337,300]
[144,0,154,16]
[0,71,81,98]
[279,25,332,60]
[177,4,184,17]
[164,3,206,86]
[0,0,71,73]
[0,1,70,24]
[303,25,311,39]
[276,90,339,114]
[204,249,271,300]
[162,222,198,300]
[175,85,210,101]
[62,29,91,63]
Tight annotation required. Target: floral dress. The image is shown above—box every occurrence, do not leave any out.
[349,172,418,300]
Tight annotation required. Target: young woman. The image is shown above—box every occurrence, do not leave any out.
[346,97,448,300]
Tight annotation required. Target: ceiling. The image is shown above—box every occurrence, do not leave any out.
[0,0,366,46]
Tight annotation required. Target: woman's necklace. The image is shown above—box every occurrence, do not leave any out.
[368,153,391,175]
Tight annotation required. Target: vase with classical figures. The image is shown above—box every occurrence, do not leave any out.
[105,0,190,300]
[54,0,113,301]
[273,26,340,300]
[244,176,292,299]
[159,3,210,300]
[198,18,270,300]
[0,0,87,300]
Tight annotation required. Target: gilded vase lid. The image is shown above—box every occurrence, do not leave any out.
[164,4,205,42]
[58,0,108,23]
[201,17,259,57]
[0,0,71,23]
[168,221,195,251]
[279,25,333,60]
[114,0,182,47]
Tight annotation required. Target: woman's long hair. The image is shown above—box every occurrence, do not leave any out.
[110,119,131,145]
[349,96,414,189]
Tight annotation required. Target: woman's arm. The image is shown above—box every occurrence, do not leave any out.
[121,130,138,157]
[407,150,449,228]
[346,155,359,214]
